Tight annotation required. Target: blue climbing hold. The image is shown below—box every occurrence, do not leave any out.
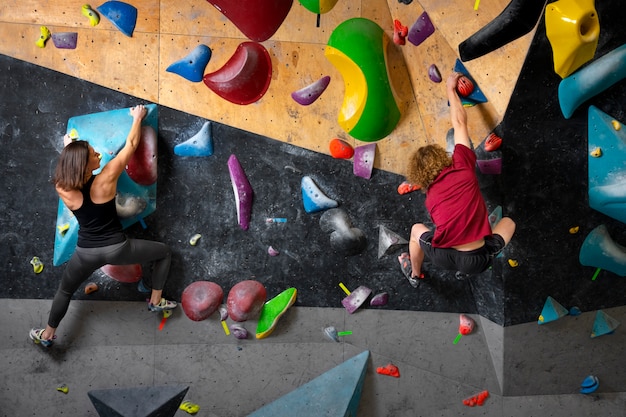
[591,310,620,338]
[166,45,212,82]
[174,122,214,157]
[97,1,137,37]
[301,176,338,213]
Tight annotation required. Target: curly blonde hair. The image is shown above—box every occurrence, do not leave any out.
[406,144,452,190]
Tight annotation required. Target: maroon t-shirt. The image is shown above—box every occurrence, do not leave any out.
[425,144,492,248]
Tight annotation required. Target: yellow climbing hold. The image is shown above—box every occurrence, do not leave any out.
[56,384,69,394]
[82,4,100,26]
[612,120,621,131]
[30,256,44,274]
[590,147,602,157]
[57,223,70,236]
[179,401,200,415]
[36,26,51,48]
[508,259,519,267]
[569,226,580,234]
[189,234,201,246]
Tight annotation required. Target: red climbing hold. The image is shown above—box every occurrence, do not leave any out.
[227,280,267,322]
[376,363,400,378]
[329,138,354,159]
[484,133,502,152]
[457,76,475,97]
[463,390,489,407]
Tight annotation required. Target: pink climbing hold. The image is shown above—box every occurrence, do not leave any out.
[181,281,224,321]
[459,314,476,335]
[126,126,158,186]
[100,264,142,283]
[227,280,267,322]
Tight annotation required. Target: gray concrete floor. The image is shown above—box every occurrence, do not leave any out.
[1,299,624,416]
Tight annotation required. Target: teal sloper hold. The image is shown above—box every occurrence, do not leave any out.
[591,310,620,338]
[166,45,212,82]
[248,351,369,417]
[301,176,338,213]
[587,106,626,224]
[537,296,569,324]
[97,1,137,37]
[559,43,626,119]
[174,121,213,157]
[579,224,626,277]
[453,59,488,105]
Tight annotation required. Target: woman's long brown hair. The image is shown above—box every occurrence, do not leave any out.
[52,140,90,190]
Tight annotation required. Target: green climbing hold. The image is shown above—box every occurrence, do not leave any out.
[255,288,297,339]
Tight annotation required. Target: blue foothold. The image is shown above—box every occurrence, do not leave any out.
[174,122,214,157]
[97,1,137,37]
[166,45,212,82]
[580,375,599,394]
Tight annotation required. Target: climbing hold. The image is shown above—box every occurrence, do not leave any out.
[227,154,254,230]
[488,205,503,229]
[456,76,474,97]
[459,314,475,335]
[320,208,367,256]
[393,19,408,45]
[298,0,339,14]
[36,26,51,48]
[206,0,293,42]
[115,194,147,219]
[56,385,69,394]
[569,306,582,316]
[476,158,502,175]
[181,281,224,321]
[51,32,78,49]
[580,375,600,394]
[569,226,580,234]
[378,225,408,258]
[370,292,389,307]
[179,400,200,415]
[407,11,435,46]
[30,256,44,274]
[325,18,401,141]
[612,120,622,130]
[230,324,249,339]
[590,147,602,157]
[559,44,626,119]
[175,121,213,157]
[591,310,620,338]
[324,326,339,342]
[453,60,488,106]
[166,44,212,83]
[203,42,272,105]
[538,296,569,324]
[84,283,99,294]
[376,363,400,378]
[291,75,331,105]
[218,304,228,321]
[101,264,142,283]
[97,1,137,37]
[463,390,489,406]
[329,138,354,159]
[227,280,267,322]
[126,125,157,186]
[267,246,280,256]
[301,176,338,213]
[397,181,420,195]
[484,133,502,151]
[189,234,202,246]
[428,64,442,83]
[82,4,100,26]
[256,287,297,339]
[508,259,519,267]
[341,285,372,314]
[580,224,626,276]
[545,0,599,79]
[353,143,376,179]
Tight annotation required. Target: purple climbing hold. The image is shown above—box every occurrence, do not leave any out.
[408,11,435,46]
[228,154,254,230]
[291,75,331,105]
[51,32,78,49]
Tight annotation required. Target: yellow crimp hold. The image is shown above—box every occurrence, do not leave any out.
[569,226,580,234]
[56,385,69,394]
[612,120,621,131]
[57,223,70,236]
[68,128,79,140]
[508,259,519,268]
[30,256,44,274]
[590,147,602,158]
[189,234,201,246]
[81,4,100,26]
[538,315,544,323]
[36,26,51,48]
[179,401,200,415]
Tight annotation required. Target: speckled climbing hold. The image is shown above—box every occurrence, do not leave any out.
[30,257,44,274]
[291,75,331,105]
[301,176,338,213]
[256,287,297,339]
[36,26,51,48]
[82,4,100,26]
[85,283,98,294]
[428,64,442,83]
[590,147,602,157]
[320,208,367,256]
[463,390,489,406]
[228,154,254,230]
[231,324,249,339]
[166,44,212,83]
[174,122,213,157]
[353,143,376,179]
[341,285,371,314]
[101,264,142,283]
[126,126,157,185]
[376,363,400,377]
[189,234,202,246]
[227,280,267,322]
[181,281,224,321]
[329,138,354,159]
[97,1,137,37]
[51,32,78,49]
[370,292,389,306]
[459,314,475,335]
[408,11,435,46]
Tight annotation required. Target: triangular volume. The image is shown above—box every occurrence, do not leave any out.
[453,59,488,105]
[88,385,189,417]
[591,310,620,338]
[248,351,370,417]
[537,296,569,324]
[378,225,408,258]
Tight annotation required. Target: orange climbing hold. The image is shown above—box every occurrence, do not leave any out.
[463,390,489,407]
[393,19,408,45]
[329,138,354,159]
[376,363,400,378]
[397,181,420,195]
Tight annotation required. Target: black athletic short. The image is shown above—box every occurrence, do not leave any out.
[418,230,505,274]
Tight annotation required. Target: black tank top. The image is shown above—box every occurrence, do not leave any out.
[73,175,125,248]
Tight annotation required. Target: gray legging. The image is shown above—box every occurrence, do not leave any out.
[48,238,171,328]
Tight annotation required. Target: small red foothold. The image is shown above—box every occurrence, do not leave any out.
[393,19,408,45]
[463,390,489,407]
[329,138,354,159]
[397,181,420,195]
[484,133,502,152]
[376,363,400,378]
[459,314,475,335]
[456,76,474,97]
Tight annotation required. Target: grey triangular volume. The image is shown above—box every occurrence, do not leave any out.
[88,385,189,417]
[248,350,370,417]
[378,225,408,258]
